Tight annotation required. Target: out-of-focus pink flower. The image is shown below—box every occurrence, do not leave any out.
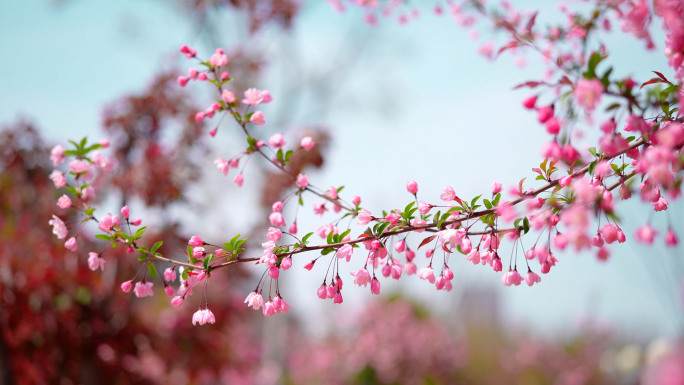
[65,237,77,251]
[574,78,603,111]
[49,170,66,188]
[418,266,436,284]
[250,111,266,126]
[121,280,133,293]
[268,133,285,148]
[351,267,372,287]
[233,173,244,187]
[242,88,264,106]
[188,236,204,247]
[635,224,657,244]
[164,267,177,282]
[300,136,315,151]
[87,252,105,271]
[50,145,65,167]
[295,173,308,188]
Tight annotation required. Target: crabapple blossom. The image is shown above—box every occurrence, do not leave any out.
[87,252,105,271]
[134,281,154,298]
[49,170,66,188]
[574,78,603,111]
[295,173,308,188]
[300,136,315,150]
[64,237,77,251]
[233,173,244,187]
[120,280,133,293]
[250,111,266,126]
[49,215,67,240]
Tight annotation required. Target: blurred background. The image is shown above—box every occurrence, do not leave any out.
[1,1,683,384]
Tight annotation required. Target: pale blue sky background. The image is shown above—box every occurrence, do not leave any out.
[2,1,682,341]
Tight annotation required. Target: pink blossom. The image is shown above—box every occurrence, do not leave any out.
[351,195,361,206]
[370,277,381,294]
[395,240,406,252]
[337,244,353,262]
[171,296,183,307]
[418,266,436,284]
[192,308,216,325]
[665,229,679,247]
[300,136,315,151]
[281,257,292,270]
[87,252,105,271]
[49,215,68,239]
[130,218,142,226]
[164,286,175,297]
[333,291,343,304]
[351,267,372,287]
[313,202,327,215]
[522,95,537,109]
[526,271,541,286]
[357,209,373,225]
[209,49,228,67]
[491,182,502,194]
[635,224,657,244]
[250,111,266,126]
[303,261,315,270]
[268,266,280,279]
[65,237,77,251]
[245,291,265,310]
[261,90,272,103]
[653,197,669,211]
[50,144,65,167]
[406,180,418,195]
[545,117,560,134]
[164,267,176,282]
[233,173,244,187]
[492,257,503,272]
[440,186,456,201]
[537,105,554,123]
[289,222,297,234]
[49,170,66,188]
[268,133,285,148]
[120,206,129,220]
[466,249,480,265]
[404,261,417,275]
[269,211,286,227]
[188,236,204,247]
[443,266,454,280]
[574,78,603,111]
[325,186,338,200]
[242,88,264,106]
[134,281,154,298]
[220,90,236,104]
[69,159,91,174]
[267,227,282,242]
[295,173,309,188]
[214,157,230,175]
[121,280,133,293]
[495,202,517,222]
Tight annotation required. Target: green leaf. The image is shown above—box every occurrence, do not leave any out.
[147,262,158,278]
[321,247,335,255]
[483,199,492,210]
[151,241,163,253]
[326,228,335,244]
[134,226,147,239]
[302,232,314,245]
[95,234,111,241]
[470,194,482,208]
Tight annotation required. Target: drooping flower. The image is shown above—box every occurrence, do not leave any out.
[134,281,154,298]
[351,267,372,287]
[87,252,105,271]
[49,215,68,240]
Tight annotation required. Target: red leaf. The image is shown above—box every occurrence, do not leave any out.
[418,235,437,250]
[640,78,663,89]
[453,196,464,207]
[497,41,519,57]
[525,12,538,36]
[559,76,572,86]
[442,243,452,253]
[532,167,543,176]
[653,71,669,82]
[513,81,544,90]
[518,177,527,194]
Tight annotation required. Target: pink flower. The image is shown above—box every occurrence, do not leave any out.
[317,284,327,299]
[337,244,353,262]
[171,296,183,307]
[49,215,68,240]
[491,181,502,194]
[164,268,177,282]
[268,133,285,148]
[665,229,679,247]
[222,89,236,103]
[281,257,292,270]
[492,257,503,272]
[522,95,537,109]
[303,261,315,270]
[537,105,554,123]
[440,186,456,201]
[406,180,418,195]
[333,292,343,304]
[653,197,669,211]
[245,291,265,310]
[209,49,228,67]
[188,236,204,247]
[214,157,230,175]
[418,266,436,284]
[574,78,603,111]
[404,261,417,275]
[357,209,373,225]
[599,224,619,244]
[300,136,315,151]
[268,266,280,279]
[635,224,657,244]
[269,211,286,227]
[120,280,133,293]
[242,88,264,106]
[261,90,272,103]
[313,202,328,215]
[325,186,338,200]
[49,170,66,188]
[546,117,560,134]
[192,308,216,325]
[233,173,244,187]
[69,159,91,174]
[50,145,65,167]
[164,285,175,297]
[87,252,105,271]
[289,222,297,234]
[267,227,282,242]
[351,267,372,287]
[466,249,480,264]
[443,266,454,280]
[64,237,77,251]
[120,206,130,220]
[134,281,154,298]
[525,271,541,286]
[295,173,308,188]
[351,195,361,206]
[250,111,266,126]
[370,277,381,294]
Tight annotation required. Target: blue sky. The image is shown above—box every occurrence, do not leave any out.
[2,1,682,340]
